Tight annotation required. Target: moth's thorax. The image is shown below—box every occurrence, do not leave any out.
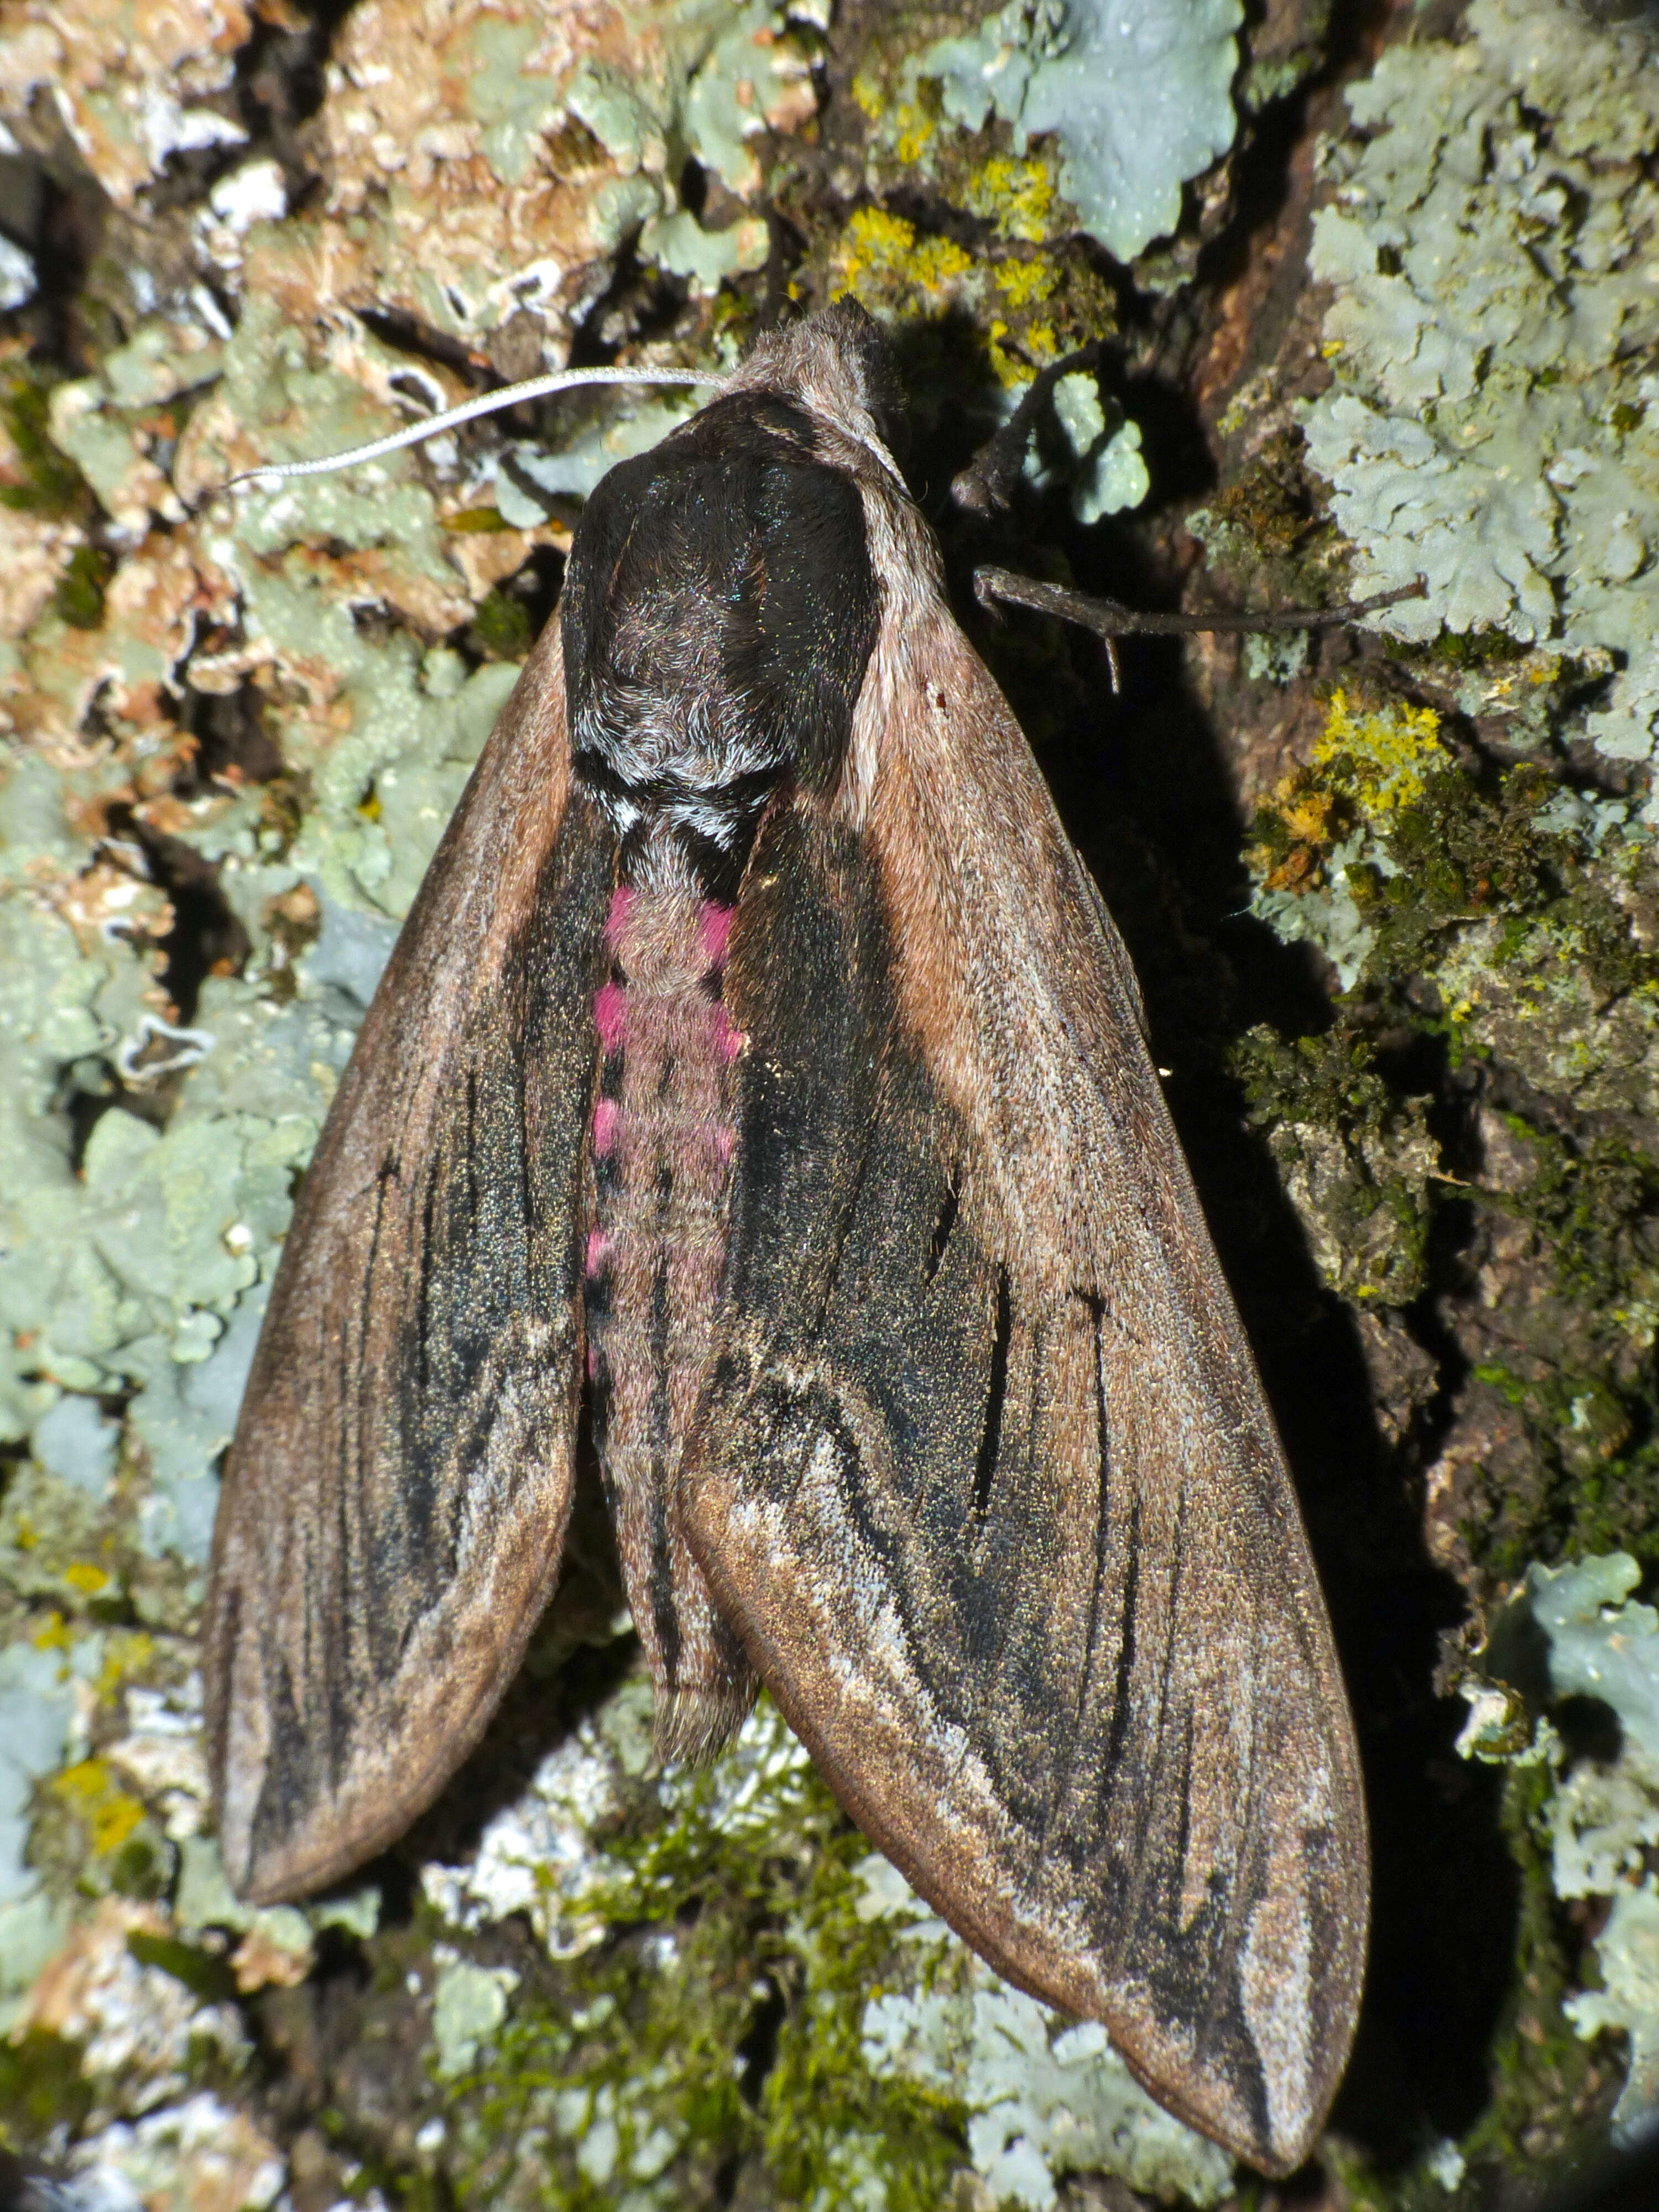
[562,388,881,900]
[583,839,751,1744]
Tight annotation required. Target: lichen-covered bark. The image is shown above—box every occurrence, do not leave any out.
[2,1,1657,2206]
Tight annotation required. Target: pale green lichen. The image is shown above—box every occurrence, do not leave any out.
[432,1951,521,2079]
[638,206,770,297]
[316,0,813,358]
[0,0,249,215]
[0,266,530,2184]
[1302,0,1659,773]
[0,1638,84,1967]
[859,1914,1235,2208]
[1464,1556,1659,2133]
[67,2091,286,2211]
[1231,1024,1440,1308]
[677,0,816,196]
[917,0,1242,264]
[1042,373,1149,523]
[495,393,709,519]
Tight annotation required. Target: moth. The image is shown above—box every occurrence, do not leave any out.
[204,300,1369,2177]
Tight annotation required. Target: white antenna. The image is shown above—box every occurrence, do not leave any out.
[227,363,731,490]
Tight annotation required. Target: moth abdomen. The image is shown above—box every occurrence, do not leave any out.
[583,870,753,1756]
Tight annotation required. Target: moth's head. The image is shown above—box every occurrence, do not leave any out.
[732,300,910,473]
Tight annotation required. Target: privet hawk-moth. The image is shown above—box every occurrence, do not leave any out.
[205,301,1369,2177]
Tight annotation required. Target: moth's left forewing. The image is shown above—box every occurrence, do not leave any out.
[686,468,1367,2177]
[206,625,615,1904]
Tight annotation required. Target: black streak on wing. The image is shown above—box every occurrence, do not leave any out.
[972,1268,1013,1526]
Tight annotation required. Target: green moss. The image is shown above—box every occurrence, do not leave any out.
[1204,445,1324,561]
[1366,763,1564,975]
[53,543,113,632]
[1454,1123,1659,1580]
[0,372,89,518]
[1415,628,1536,672]
[127,1927,239,2005]
[399,1663,1230,2206]
[442,506,514,534]
[1234,1021,1391,1131]
[1250,674,1659,1079]
[1505,1125,1659,1308]
[0,2028,95,2153]
[469,587,535,660]
[1329,1754,1606,2200]
[1468,1384,1657,1583]
[446,1713,967,2209]
[1232,1024,1438,1304]
[1463,1763,1605,2170]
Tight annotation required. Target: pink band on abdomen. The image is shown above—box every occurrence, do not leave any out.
[594,982,627,1052]
[604,885,635,946]
[708,1002,745,1062]
[698,901,734,967]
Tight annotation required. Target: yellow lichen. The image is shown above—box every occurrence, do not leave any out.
[1279,786,1340,848]
[95,1630,156,1704]
[966,154,1057,242]
[1314,689,1448,818]
[62,1562,110,1596]
[985,320,1063,386]
[51,1760,146,1858]
[1253,693,1444,894]
[893,100,936,168]
[992,255,1060,312]
[851,72,884,123]
[827,207,978,318]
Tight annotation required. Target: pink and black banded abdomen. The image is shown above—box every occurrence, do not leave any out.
[583,879,756,1756]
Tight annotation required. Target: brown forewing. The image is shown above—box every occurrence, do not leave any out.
[684,505,1368,2177]
[205,625,618,1904]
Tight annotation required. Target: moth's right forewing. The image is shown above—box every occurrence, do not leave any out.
[689,502,1368,2177]
[205,625,617,1903]
[857,592,1371,2170]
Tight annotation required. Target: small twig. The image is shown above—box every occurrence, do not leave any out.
[973,566,1428,639]
[950,345,1105,517]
